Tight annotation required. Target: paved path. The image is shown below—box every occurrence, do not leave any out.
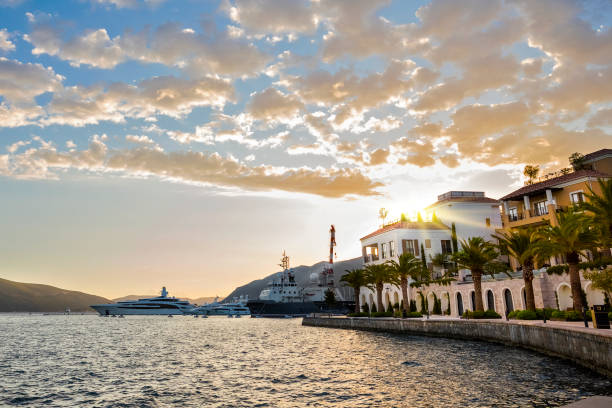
[317,314,612,338]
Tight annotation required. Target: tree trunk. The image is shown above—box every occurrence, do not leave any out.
[567,252,584,312]
[401,277,409,312]
[376,282,384,312]
[472,269,484,312]
[523,261,536,311]
[354,287,361,314]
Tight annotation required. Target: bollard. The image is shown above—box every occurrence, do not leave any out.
[505,310,509,321]
[583,307,589,328]
[543,311,547,323]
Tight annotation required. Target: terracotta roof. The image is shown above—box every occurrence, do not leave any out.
[583,148,612,163]
[425,196,499,209]
[500,169,609,201]
[360,221,450,241]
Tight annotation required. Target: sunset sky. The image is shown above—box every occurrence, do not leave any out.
[1,0,611,299]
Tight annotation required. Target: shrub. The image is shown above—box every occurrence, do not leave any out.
[361,303,369,313]
[507,310,518,319]
[516,310,538,320]
[393,309,402,318]
[550,310,566,320]
[372,311,393,318]
[565,310,583,321]
[535,308,556,320]
[404,311,423,318]
[462,310,502,319]
[348,312,369,317]
[608,311,612,320]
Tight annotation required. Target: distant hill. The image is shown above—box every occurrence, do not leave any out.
[0,277,111,312]
[223,257,363,302]
[113,294,218,305]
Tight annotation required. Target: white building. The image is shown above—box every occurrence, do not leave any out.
[360,221,452,308]
[425,191,502,243]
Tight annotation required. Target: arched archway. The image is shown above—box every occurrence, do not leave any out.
[486,290,495,311]
[369,293,374,309]
[427,292,436,313]
[557,284,572,311]
[456,292,464,316]
[393,291,400,307]
[440,291,449,314]
[361,294,367,311]
[384,291,391,311]
[504,288,514,314]
[470,291,475,312]
[585,283,605,307]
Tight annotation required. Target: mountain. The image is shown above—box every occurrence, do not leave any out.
[0,277,111,312]
[113,295,218,305]
[223,257,363,302]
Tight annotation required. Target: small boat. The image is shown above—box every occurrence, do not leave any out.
[227,315,234,318]
[235,314,241,318]
[168,314,173,318]
[193,315,199,318]
[201,315,208,318]
[118,315,125,318]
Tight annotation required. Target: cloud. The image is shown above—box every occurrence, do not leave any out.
[0,29,15,52]
[25,21,270,76]
[0,57,64,103]
[225,0,317,35]
[88,0,166,9]
[5,139,382,197]
[44,75,235,126]
[126,134,155,144]
[247,87,304,121]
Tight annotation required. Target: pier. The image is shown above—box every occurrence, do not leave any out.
[303,316,612,377]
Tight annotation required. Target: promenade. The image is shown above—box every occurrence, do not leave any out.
[303,315,612,377]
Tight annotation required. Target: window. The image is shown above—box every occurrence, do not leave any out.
[508,207,518,222]
[441,240,452,254]
[570,191,584,205]
[389,241,395,257]
[485,217,491,227]
[403,239,414,255]
[425,239,431,249]
[381,242,388,259]
[534,201,548,216]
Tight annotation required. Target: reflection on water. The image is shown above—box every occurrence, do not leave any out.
[0,314,610,407]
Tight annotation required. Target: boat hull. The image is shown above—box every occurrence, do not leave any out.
[90,305,186,316]
[246,300,321,317]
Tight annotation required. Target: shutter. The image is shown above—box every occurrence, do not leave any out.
[414,240,419,256]
[402,240,407,254]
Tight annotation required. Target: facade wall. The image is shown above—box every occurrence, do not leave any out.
[427,202,502,243]
[358,268,609,316]
[361,227,451,267]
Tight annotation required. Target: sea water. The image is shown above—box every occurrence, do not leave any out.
[1,314,611,407]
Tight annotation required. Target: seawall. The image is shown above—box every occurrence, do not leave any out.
[302,317,612,377]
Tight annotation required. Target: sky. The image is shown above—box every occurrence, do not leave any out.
[0,0,611,299]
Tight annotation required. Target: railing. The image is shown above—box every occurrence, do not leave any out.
[533,207,548,217]
[363,255,379,263]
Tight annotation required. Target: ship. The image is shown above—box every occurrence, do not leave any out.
[90,287,195,316]
[190,296,251,316]
[247,226,354,317]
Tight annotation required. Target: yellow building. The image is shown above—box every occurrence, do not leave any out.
[499,148,611,265]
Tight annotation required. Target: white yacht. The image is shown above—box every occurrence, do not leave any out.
[191,297,250,316]
[90,287,195,316]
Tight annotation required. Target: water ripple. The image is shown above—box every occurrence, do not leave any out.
[0,314,610,407]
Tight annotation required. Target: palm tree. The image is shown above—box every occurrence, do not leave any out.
[582,178,612,254]
[452,237,498,312]
[492,229,541,311]
[537,209,597,311]
[385,253,421,312]
[364,263,398,313]
[340,268,367,313]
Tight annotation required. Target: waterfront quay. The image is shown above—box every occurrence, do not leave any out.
[303,316,612,377]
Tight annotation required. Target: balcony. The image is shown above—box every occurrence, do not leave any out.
[533,207,549,217]
[363,254,379,263]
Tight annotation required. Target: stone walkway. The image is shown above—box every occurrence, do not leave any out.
[320,314,612,338]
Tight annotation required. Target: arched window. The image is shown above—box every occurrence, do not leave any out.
[470,291,476,312]
[487,290,495,311]
[521,288,526,309]
[504,289,514,314]
[456,293,464,316]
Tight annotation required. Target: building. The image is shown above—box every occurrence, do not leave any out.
[425,191,502,243]
[360,220,451,308]
[499,148,611,266]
